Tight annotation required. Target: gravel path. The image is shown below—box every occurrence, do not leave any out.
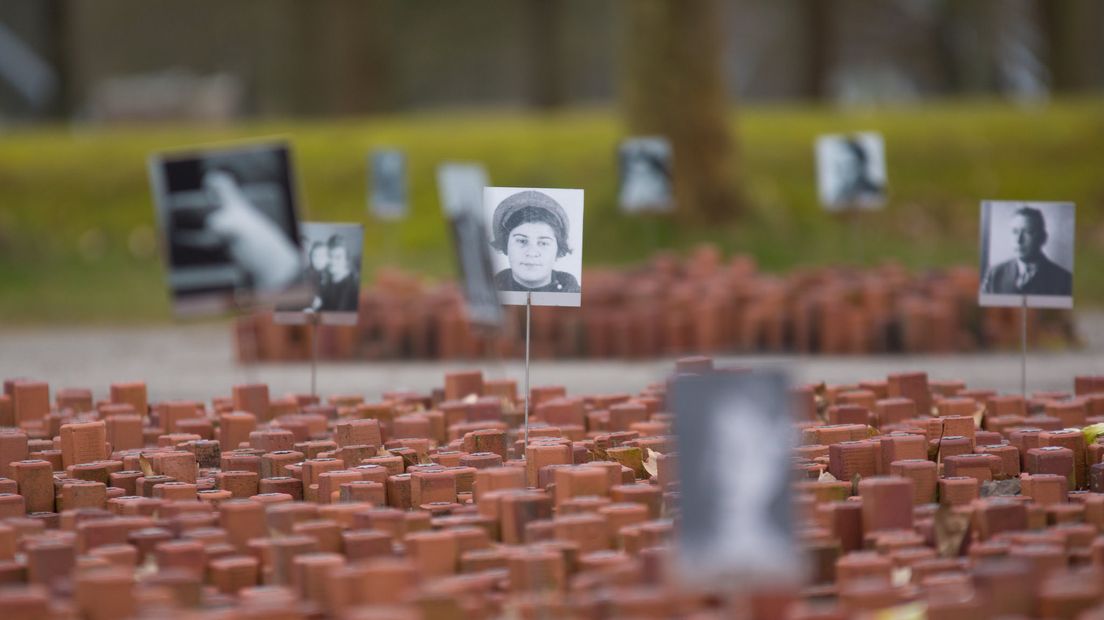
[2,314,1103,402]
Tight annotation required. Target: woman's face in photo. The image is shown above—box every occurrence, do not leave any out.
[310,245,329,271]
[506,221,558,287]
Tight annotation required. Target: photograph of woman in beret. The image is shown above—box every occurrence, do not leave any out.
[484,187,584,307]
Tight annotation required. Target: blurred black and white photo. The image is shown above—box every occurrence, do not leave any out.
[274,222,364,326]
[370,149,407,221]
[484,187,584,307]
[148,141,308,316]
[670,369,800,589]
[816,132,887,210]
[438,163,503,327]
[979,200,1074,309]
[618,136,673,213]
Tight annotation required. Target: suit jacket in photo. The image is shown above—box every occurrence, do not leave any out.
[981,255,1072,296]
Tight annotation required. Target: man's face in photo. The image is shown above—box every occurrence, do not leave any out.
[1011,213,1045,261]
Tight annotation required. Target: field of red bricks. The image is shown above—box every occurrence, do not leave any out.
[236,245,1078,363]
[3,362,1104,618]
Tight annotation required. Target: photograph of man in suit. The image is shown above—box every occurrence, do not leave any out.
[981,206,1072,296]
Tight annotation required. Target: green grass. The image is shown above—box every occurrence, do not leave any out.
[1,99,1103,323]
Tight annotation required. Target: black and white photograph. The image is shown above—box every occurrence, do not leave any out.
[670,369,800,589]
[274,222,364,326]
[483,187,584,307]
[815,132,887,210]
[979,200,1075,309]
[438,163,503,327]
[147,141,309,316]
[369,149,407,221]
[618,136,673,213]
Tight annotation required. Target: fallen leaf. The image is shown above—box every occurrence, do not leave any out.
[933,505,971,558]
[642,448,660,479]
[461,393,479,404]
[891,566,912,587]
[818,470,838,483]
[972,406,985,430]
[138,453,154,477]
[851,473,862,496]
[1084,423,1104,447]
[872,602,927,620]
[980,478,1021,497]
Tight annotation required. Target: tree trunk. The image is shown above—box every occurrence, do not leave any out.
[523,0,565,109]
[618,0,740,222]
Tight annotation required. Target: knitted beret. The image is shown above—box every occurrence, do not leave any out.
[490,190,571,255]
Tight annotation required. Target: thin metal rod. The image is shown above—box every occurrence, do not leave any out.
[1020,294,1027,398]
[310,312,320,399]
[524,291,532,450]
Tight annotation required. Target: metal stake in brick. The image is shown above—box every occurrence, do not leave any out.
[524,291,532,451]
[309,310,320,399]
[1020,293,1027,398]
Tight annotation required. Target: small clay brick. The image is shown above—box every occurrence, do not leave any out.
[155,539,206,577]
[155,450,198,484]
[293,519,343,553]
[1026,446,1075,484]
[935,397,978,417]
[386,474,412,510]
[553,467,611,506]
[835,551,892,587]
[29,449,62,471]
[406,529,459,577]
[858,476,914,532]
[976,444,1021,478]
[1021,473,1068,505]
[220,499,266,552]
[827,405,869,426]
[316,470,362,504]
[828,441,878,481]
[531,386,567,408]
[463,429,508,460]
[109,381,148,416]
[221,451,262,474]
[1040,429,1087,488]
[258,476,303,501]
[552,513,608,553]
[525,443,573,488]
[608,403,649,433]
[500,490,553,545]
[943,453,1000,482]
[231,383,271,422]
[219,470,260,499]
[362,454,404,477]
[210,555,260,594]
[508,547,566,592]
[0,493,25,519]
[75,567,134,620]
[56,387,93,413]
[1091,463,1104,493]
[334,419,382,449]
[12,381,50,427]
[302,457,345,489]
[12,459,54,513]
[59,481,108,511]
[987,395,1027,417]
[886,372,931,415]
[153,481,197,501]
[598,503,648,549]
[219,411,257,451]
[1046,399,1088,428]
[104,414,143,452]
[930,435,971,460]
[0,430,29,479]
[185,436,221,465]
[0,395,10,428]
[26,537,76,585]
[257,450,301,479]
[247,429,295,454]
[473,466,525,501]
[444,371,483,400]
[938,476,980,507]
[342,529,391,561]
[877,433,926,475]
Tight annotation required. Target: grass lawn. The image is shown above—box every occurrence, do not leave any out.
[1,99,1102,324]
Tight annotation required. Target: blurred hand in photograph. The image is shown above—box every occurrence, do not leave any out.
[490,190,580,293]
[202,169,302,290]
[306,240,329,310]
[834,138,880,203]
[982,206,1072,295]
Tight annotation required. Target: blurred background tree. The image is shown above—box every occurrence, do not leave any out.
[618,0,741,222]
